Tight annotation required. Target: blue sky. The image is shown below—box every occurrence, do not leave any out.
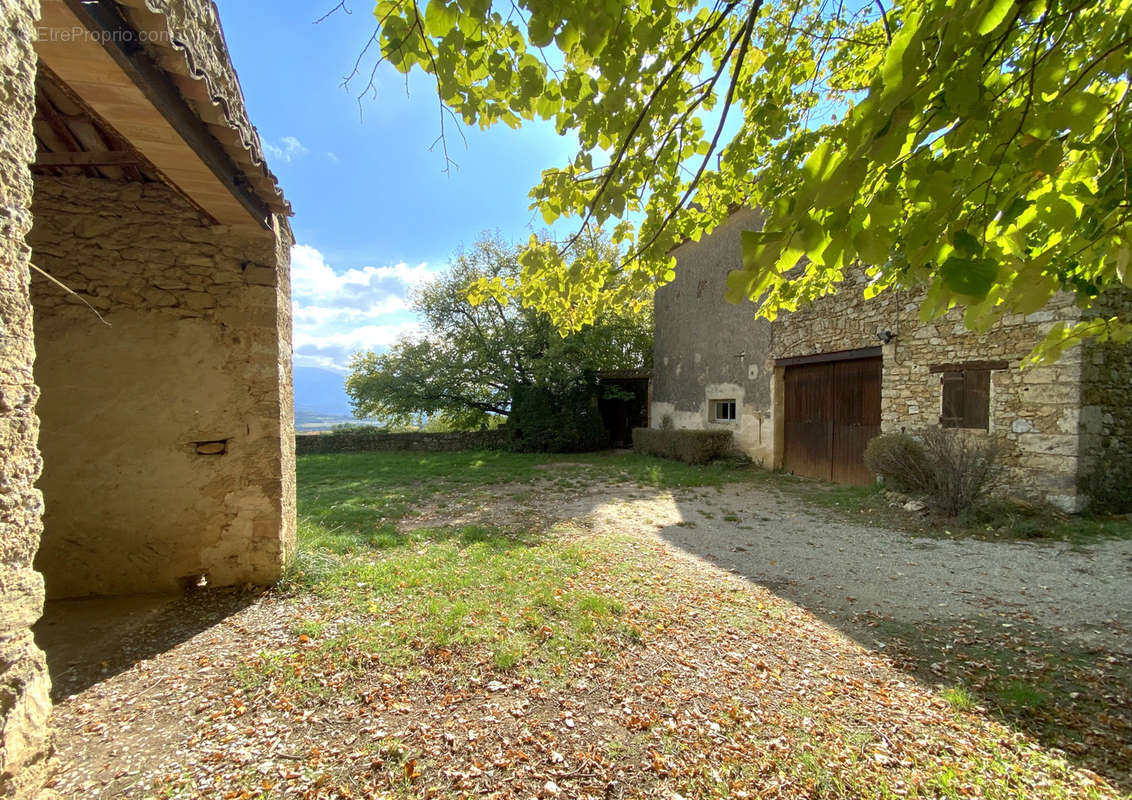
[219,1,578,373]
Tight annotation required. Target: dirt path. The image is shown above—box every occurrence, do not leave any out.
[417,477,1132,782]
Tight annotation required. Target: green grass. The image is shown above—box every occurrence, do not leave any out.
[943,686,978,712]
[291,449,759,580]
[251,450,1128,798]
[253,520,640,697]
[272,450,744,696]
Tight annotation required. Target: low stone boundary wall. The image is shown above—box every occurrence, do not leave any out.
[296,429,508,455]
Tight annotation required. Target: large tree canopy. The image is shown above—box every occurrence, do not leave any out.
[345,232,652,428]
[355,0,1130,361]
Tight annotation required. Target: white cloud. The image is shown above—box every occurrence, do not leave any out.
[264,135,309,163]
[289,243,441,372]
[292,297,408,326]
[294,321,421,354]
[291,244,437,304]
[293,352,351,373]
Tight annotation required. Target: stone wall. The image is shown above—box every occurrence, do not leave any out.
[1079,290,1132,483]
[652,208,1107,509]
[297,429,509,455]
[0,2,53,796]
[28,176,295,598]
[652,208,775,463]
[769,269,1086,506]
[767,271,1087,509]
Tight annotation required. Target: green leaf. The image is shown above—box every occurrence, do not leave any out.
[363,0,1130,356]
[977,0,1016,35]
[940,255,997,299]
[424,0,458,36]
[951,230,983,256]
[741,230,785,272]
[854,228,891,264]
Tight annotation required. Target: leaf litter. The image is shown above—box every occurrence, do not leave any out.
[43,461,1130,799]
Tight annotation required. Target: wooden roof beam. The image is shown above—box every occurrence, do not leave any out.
[34,151,140,167]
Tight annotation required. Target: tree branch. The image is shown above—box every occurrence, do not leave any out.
[556,0,747,256]
[873,0,892,43]
[625,0,765,267]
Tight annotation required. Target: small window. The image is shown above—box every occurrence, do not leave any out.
[941,369,990,429]
[711,399,737,423]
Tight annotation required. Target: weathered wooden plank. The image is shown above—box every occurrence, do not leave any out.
[34,151,139,167]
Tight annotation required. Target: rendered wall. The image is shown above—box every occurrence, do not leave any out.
[651,208,775,464]
[0,2,53,796]
[29,176,295,598]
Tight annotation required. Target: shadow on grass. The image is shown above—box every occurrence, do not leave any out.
[863,615,1131,789]
[654,485,1132,791]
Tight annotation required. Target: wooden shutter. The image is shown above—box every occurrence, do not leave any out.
[940,369,990,429]
[964,369,990,429]
[941,371,965,427]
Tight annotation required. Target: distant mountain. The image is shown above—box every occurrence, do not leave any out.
[293,366,353,418]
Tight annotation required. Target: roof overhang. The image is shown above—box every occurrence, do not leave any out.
[35,0,288,231]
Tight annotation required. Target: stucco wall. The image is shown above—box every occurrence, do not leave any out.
[0,2,53,796]
[28,176,295,598]
[652,208,774,464]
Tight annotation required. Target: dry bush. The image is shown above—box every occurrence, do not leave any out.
[866,429,1002,515]
[918,427,1003,516]
[863,433,934,493]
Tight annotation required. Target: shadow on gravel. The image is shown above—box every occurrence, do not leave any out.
[34,588,260,700]
[655,508,1132,792]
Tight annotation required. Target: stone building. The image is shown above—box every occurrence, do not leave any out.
[1,0,294,794]
[652,208,1131,510]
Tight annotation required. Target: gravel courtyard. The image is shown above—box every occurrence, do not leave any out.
[570,482,1132,654]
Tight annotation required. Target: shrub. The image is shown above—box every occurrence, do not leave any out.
[865,428,1002,515]
[1081,449,1132,514]
[632,428,732,465]
[507,383,609,452]
[918,427,1003,516]
[863,433,933,493]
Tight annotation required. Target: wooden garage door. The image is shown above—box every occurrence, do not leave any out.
[783,357,881,485]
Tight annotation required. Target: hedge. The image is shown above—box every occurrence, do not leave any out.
[631,428,733,465]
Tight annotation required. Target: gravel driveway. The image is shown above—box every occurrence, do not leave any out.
[560,481,1132,655]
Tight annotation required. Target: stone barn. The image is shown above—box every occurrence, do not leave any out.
[652,208,1132,511]
[1,1,295,794]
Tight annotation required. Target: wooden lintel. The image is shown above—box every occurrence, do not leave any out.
[928,360,1011,373]
[35,151,139,167]
[775,347,883,368]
